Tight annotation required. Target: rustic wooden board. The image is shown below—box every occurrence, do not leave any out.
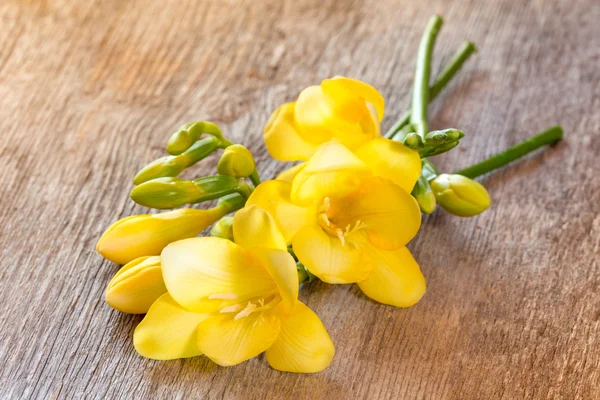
[1,0,599,398]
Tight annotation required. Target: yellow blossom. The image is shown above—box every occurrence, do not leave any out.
[264,77,424,194]
[264,77,385,161]
[134,205,335,373]
[247,141,426,308]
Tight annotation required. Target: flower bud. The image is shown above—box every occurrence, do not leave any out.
[430,173,491,217]
[167,121,232,155]
[133,136,223,185]
[130,176,251,209]
[96,207,227,264]
[403,132,424,149]
[419,140,460,158]
[209,216,234,240]
[410,129,465,158]
[411,176,437,214]
[130,177,202,209]
[105,256,167,314]
[217,144,256,178]
[167,123,200,155]
[133,156,187,185]
[425,128,464,144]
[390,126,424,150]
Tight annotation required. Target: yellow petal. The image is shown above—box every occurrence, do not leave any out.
[161,237,277,313]
[105,256,167,314]
[292,224,372,284]
[196,312,281,366]
[358,245,426,308]
[96,208,223,265]
[246,180,313,243]
[247,248,298,314]
[232,205,287,251]
[294,85,336,144]
[322,77,385,121]
[264,103,318,161]
[290,141,372,205]
[266,301,334,373]
[355,138,422,193]
[332,177,421,250]
[364,100,382,138]
[331,122,378,151]
[275,163,306,183]
[133,293,209,360]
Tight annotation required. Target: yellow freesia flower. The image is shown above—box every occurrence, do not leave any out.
[97,206,231,265]
[264,77,385,161]
[247,141,426,308]
[134,205,335,373]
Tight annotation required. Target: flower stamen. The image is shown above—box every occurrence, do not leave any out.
[220,304,244,313]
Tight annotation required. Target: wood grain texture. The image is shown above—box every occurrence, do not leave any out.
[1,0,599,398]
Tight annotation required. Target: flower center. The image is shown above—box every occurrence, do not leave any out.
[317,196,367,246]
[211,292,280,320]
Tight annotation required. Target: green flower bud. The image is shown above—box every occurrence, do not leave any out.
[193,175,252,200]
[419,140,460,158]
[409,128,465,158]
[430,173,491,217]
[167,121,232,155]
[167,123,199,155]
[130,177,203,209]
[403,132,424,149]
[133,156,187,185]
[391,125,424,150]
[411,176,437,214]
[217,144,256,178]
[209,216,234,240]
[424,128,464,144]
[130,176,251,209]
[134,136,223,185]
[297,261,316,284]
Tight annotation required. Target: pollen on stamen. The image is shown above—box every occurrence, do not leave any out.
[336,228,346,246]
[220,304,243,313]
[318,213,331,227]
[323,197,331,212]
[233,302,257,320]
[208,293,238,301]
[355,220,367,231]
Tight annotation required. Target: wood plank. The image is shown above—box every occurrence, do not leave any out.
[0,0,598,398]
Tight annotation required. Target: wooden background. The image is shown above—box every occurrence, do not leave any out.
[1,0,599,398]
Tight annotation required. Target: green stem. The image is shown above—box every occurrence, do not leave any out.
[421,158,439,181]
[430,42,477,101]
[410,15,444,141]
[385,41,477,139]
[454,126,564,178]
[249,169,261,188]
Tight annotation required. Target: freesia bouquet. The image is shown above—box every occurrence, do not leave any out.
[97,15,562,373]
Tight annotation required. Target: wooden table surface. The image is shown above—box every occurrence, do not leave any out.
[1,0,599,399]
